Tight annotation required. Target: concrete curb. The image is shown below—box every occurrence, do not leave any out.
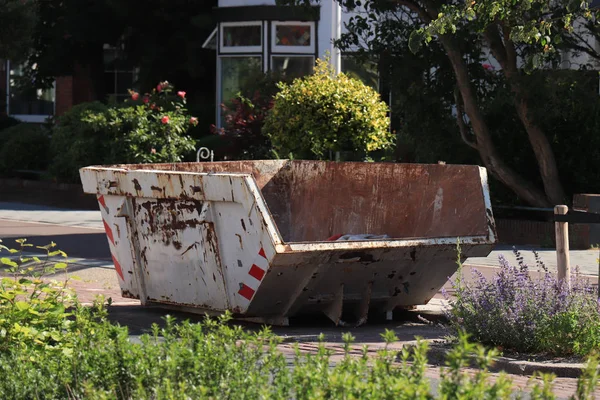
[418,343,597,378]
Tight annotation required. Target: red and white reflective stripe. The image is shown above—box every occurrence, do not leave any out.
[237,247,268,301]
[97,194,109,214]
[238,283,255,301]
[97,195,124,281]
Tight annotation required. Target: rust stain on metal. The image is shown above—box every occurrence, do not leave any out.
[339,252,374,263]
[190,185,202,194]
[140,247,148,266]
[173,240,182,250]
[151,185,163,192]
[240,219,246,231]
[121,289,140,299]
[181,241,200,256]
[235,234,243,249]
[132,178,142,191]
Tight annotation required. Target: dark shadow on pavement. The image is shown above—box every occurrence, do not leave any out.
[0,233,111,260]
[106,304,449,343]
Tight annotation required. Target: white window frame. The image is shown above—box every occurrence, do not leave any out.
[271,55,315,75]
[220,21,263,53]
[271,21,315,54]
[202,27,217,50]
[5,60,55,123]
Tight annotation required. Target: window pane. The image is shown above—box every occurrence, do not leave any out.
[341,56,379,91]
[275,25,311,46]
[220,57,262,104]
[272,56,313,78]
[223,25,261,47]
[8,63,55,116]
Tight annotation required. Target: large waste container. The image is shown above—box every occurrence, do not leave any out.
[80,160,496,325]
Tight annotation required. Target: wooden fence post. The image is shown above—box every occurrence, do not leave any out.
[554,205,571,289]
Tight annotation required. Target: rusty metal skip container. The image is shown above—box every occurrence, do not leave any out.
[80,160,496,326]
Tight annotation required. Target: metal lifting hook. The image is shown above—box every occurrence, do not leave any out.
[196,147,214,162]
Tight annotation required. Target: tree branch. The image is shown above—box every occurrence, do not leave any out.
[483,24,508,68]
[454,87,478,150]
[501,23,518,69]
[566,30,600,60]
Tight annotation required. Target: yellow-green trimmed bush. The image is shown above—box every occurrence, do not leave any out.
[263,59,393,160]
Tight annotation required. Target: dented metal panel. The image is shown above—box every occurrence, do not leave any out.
[80,160,496,325]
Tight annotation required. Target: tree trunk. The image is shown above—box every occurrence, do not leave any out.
[440,36,553,207]
[513,97,566,205]
[483,25,566,205]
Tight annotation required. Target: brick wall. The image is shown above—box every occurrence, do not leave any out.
[55,76,74,117]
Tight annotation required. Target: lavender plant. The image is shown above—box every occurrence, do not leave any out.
[448,247,600,356]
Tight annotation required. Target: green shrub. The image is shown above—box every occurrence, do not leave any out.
[0,123,51,174]
[49,101,111,182]
[49,82,197,183]
[2,238,599,399]
[263,58,394,160]
[0,115,21,132]
[0,239,75,353]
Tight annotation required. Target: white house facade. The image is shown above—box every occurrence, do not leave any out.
[206,0,373,126]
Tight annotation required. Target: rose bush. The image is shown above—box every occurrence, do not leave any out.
[49,82,197,181]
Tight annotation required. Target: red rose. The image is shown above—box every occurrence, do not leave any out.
[131,92,139,101]
[189,117,198,126]
[143,96,149,104]
[177,91,186,99]
[161,116,169,124]
[156,84,162,92]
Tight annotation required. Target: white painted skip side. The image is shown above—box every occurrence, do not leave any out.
[80,167,280,314]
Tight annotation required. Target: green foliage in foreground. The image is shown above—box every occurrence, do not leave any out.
[1,239,599,399]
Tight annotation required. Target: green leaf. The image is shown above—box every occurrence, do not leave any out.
[54,263,68,270]
[408,30,425,54]
[0,292,15,301]
[1,258,18,268]
[15,301,30,311]
[48,250,67,257]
